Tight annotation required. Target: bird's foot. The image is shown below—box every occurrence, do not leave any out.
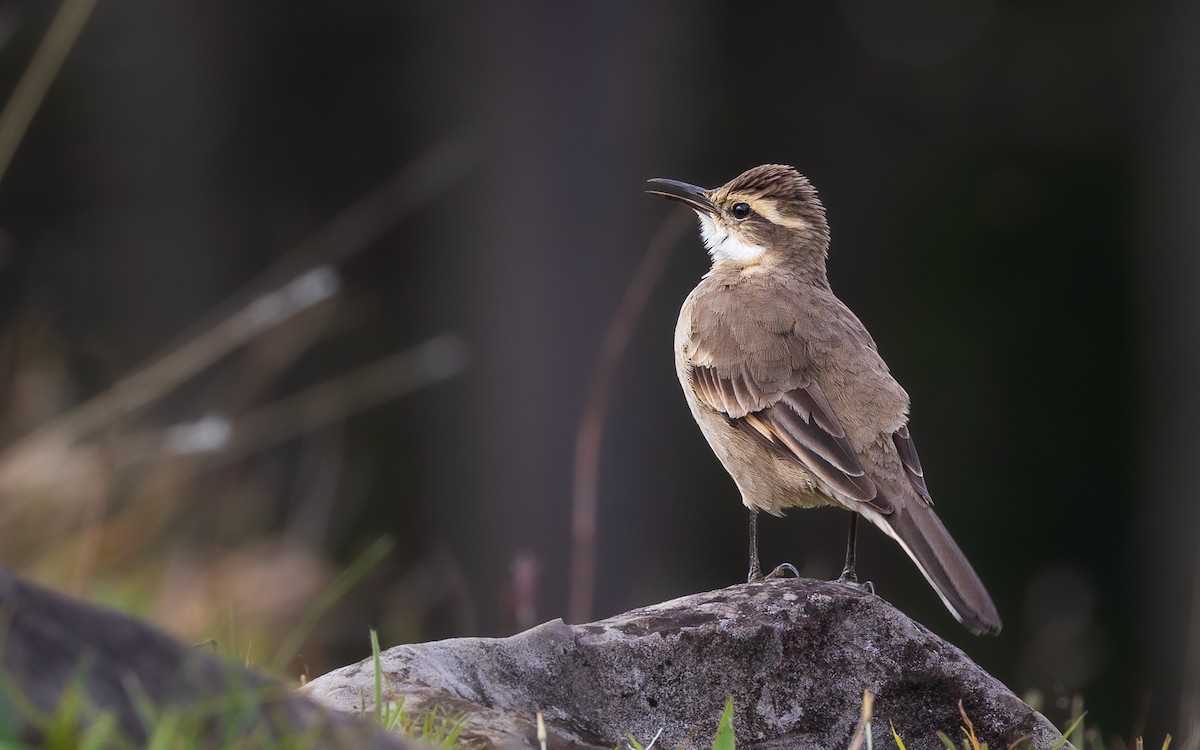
[768,563,800,579]
[749,563,799,582]
[836,569,874,594]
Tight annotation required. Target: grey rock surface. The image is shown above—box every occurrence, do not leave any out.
[304,579,1071,750]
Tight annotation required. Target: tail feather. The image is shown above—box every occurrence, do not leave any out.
[862,503,1002,636]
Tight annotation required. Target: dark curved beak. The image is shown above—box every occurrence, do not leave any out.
[646,178,717,216]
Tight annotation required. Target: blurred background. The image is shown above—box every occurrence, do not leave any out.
[0,0,1195,746]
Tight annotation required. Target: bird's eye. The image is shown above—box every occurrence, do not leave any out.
[731,202,751,220]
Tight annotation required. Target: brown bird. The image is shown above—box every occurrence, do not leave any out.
[647,164,1001,635]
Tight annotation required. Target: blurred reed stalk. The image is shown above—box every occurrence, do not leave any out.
[0,0,99,184]
[568,211,690,624]
[113,333,468,476]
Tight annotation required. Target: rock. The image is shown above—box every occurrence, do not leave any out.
[304,579,1072,750]
[0,568,414,749]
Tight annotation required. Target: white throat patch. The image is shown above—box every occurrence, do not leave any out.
[697,213,767,265]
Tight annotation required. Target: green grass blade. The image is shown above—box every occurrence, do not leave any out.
[142,711,180,750]
[1049,712,1086,750]
[77,712,118,750]
[371,629,383,725]
[270,535,395,671]
[440,713,470,746]
[385,699,408,732]
[712,697,735,750]
[889,721,907,750]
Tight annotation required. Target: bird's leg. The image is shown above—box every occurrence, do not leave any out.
[839,513,859,582]
[837,513,874,593]
[748,509,799,582]
[747,510,763,582]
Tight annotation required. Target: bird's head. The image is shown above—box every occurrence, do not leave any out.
[647,164,830,275]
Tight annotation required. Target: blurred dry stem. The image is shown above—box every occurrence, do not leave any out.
[0,267,339,496]
[847,688,874,750]
[0,132,476,502]
[110,334,467,477]
[568,211,690,625]
[0,0,98,184]
[957,699,982,750]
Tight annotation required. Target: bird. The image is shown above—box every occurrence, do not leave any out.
[646,164,1001,635]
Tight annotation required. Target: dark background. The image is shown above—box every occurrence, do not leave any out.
[0,1,1196,745]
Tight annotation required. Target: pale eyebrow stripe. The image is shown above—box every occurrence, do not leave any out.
[753,199,810,231]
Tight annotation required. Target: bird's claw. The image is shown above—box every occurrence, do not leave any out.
[748,562,799,583]
[837,570,874,594]
[767,563,800,579]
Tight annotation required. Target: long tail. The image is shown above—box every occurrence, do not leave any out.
[863,502,1002,635]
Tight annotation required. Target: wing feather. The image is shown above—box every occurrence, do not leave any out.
[689,363,891,512]
[892,424,933,505]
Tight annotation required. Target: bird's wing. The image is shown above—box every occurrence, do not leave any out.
[891,424,932,505]
[687,335,890,513]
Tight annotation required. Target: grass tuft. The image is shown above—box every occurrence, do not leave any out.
[364,628,473,747]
